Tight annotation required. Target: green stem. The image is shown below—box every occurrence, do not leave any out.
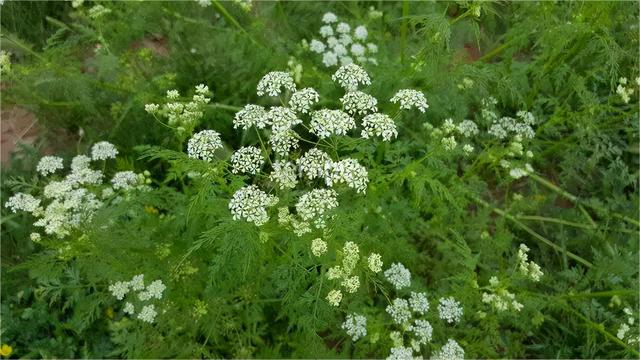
[515,215,596,230]
[473,196,593,268]
[400,0,409,64]
[211,0,260,47]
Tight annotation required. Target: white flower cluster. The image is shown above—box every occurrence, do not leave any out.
[384,262,411,290]
[616,77,637,104]
[297,148,332,180]
[431,339,465,360]
[257,71,296,97]
[481,276,523,312]
[36,156,64,176]
[4,142,143,239]
[289,88,320,114]
[108,274,165,323]
[325,158,369,193]
[616,307,639,345]
[309,12,378,68]
[488,111,536,140]
[386,298,412,325]
[229,185,278,226]
[332,63,371,91]
[390,89,429,112]
[187,130,223,162]
[311,238,328,257]
[310,109,355,138]
[326,241,362,301]
[437,297,463,324]
[144,84,211,130]
[361,113,398,141]
[516,243,544,281]
[341,91,378,115]
[367,253,383,273]
[269,161,298,189]
[233,104,269,130]
[342,313,367,341]
[91,141,119,161]
[296,188,338,221]
[231,146,264,174]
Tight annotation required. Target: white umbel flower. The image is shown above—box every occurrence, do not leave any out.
[310,39,326,54]
[108,281,130,300]
[123,302,135,315]
[320,25,334,38]
[311,238,328,256]
[350,43,366,57]
[297,148,332,180]
[257,71,296,97]
[438,297,463,324]
[386,298,411,324]
[269,129,300,157]
[129,274,145,291]
[187,130,223,162]
[229,185,278,226]
[341,91,378,115]
[310,109,355,138]
[325,158,369,193]
[332,63,371,91]
[390,89,429,112]
[30,232,42,242]
[367,43,378,53]
[295,188,339,221]
[322,51,338,67]
[322,12,338,23]
[111,171,139,190]
[233,104,269,129]
[70,155,91,171]
[432,339,465,360]
[354,25,368,40]
[384,263,411,290]
[368,253,383,273]
[409,292,429,314]
[91,141,119,160]
[43,180,73,199]
[289,88,320,114]
[457,119,479,137]
[267,106,302,132]
[342,313,367,341]
[269,161,298,189]
[409,319,433,345]
[137,304,157,323]
[336,22,351,34]
[144,279,166,300]
[387,346,414,360]
[36,156,64,176]
[361,113,398,141]
[326,289,342,306]
[5,193,41,213]
[230,146,264,175]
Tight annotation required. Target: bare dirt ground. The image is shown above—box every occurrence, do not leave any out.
[1,106,40,165]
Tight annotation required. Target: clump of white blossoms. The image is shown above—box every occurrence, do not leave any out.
[311,238,328,257]
[516,243,544,281]
[91,141,119,161]
[231,146,264,174]
[310,109,355,138]
[233,104,269,129]
[326,241,362,297]
[36,156,64,176]
[432,339,465,360]
[387,298,412,325]
[342,313,367,341]
[616,307,640,345]
[108,274,165,324]
[384,262,411,290]
[295,188,338,221]
[256,71,296,97]
[332,63,371,91]
[229,185,278,226]
[4,142,145,239]
[368,253,383,273]
[326,289,343,307]
[361,113,398,141]
[144,84,211,132]
[616,76,635,104]
[111,171,140,190]
[341,90,378,115]
[269,161,298,189]
[308,12,378,67]
[437,297,463,324]
[297,148,332,180]
[325,158,369,193]
[187,130,223,161]
[481,276,523,312]
[390,89,429,112]
[289,88,320,114]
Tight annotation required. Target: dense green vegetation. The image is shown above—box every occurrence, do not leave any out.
[1,1,638,359]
